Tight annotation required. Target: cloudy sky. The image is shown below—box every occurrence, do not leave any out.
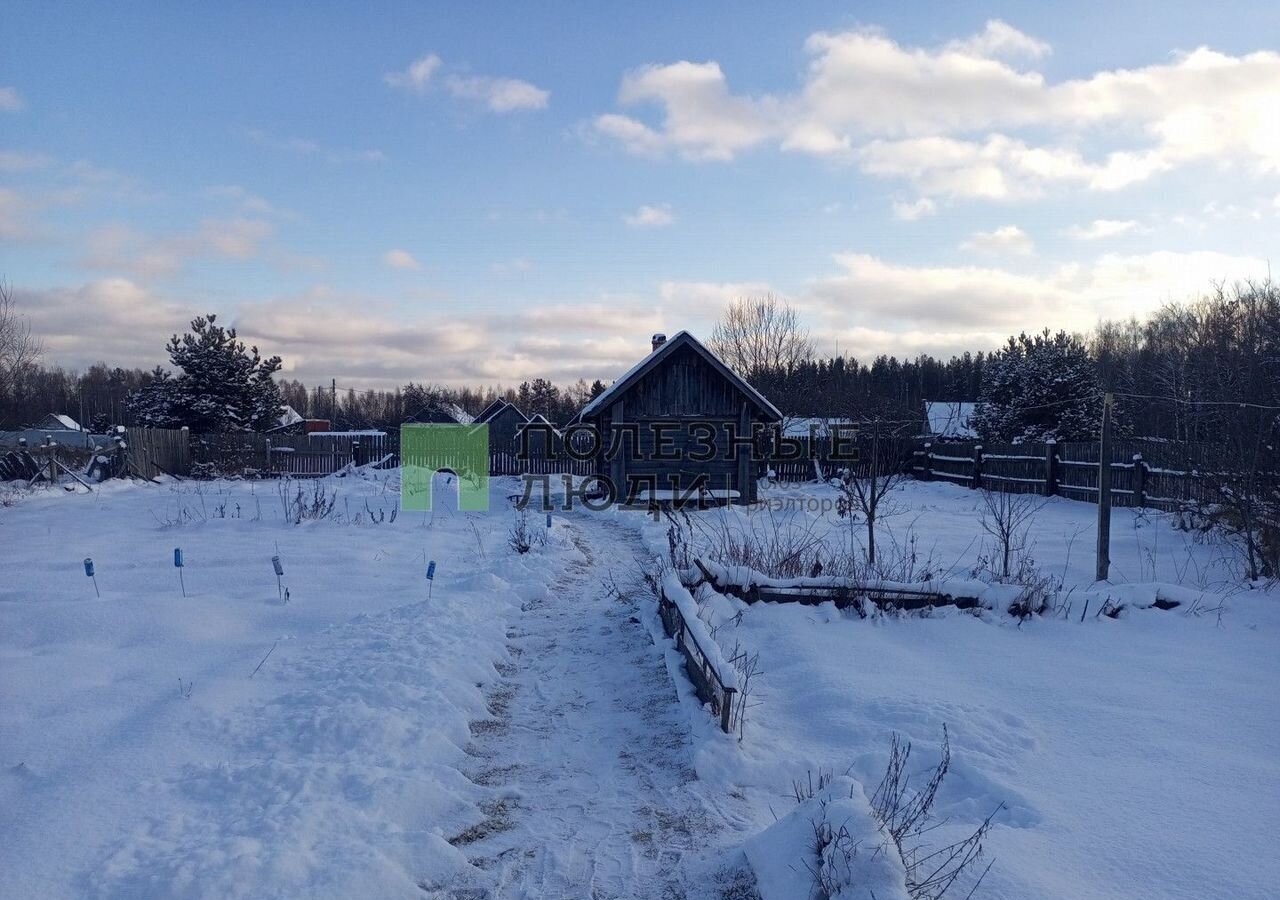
[2,2,1278,388]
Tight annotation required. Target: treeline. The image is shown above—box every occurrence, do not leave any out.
[752,352,987,422]
[4,282,1277,444]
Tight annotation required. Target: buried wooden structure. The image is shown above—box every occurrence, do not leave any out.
[656,579,737,734]
[692,559,981,612]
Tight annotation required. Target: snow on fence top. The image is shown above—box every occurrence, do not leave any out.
[660,570,739,691]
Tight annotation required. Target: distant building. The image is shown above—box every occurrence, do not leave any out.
[37,413,83,432]
[475,400,529,450]
[405,399,473,425]
[924,401,979,440]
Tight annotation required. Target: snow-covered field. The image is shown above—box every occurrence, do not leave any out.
[2,473,1277,899]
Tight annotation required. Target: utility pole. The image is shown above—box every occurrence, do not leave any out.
[1095,392,1114,582]
[331,378,337,427]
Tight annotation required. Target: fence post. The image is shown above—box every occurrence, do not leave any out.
[972,443,983,489]
[265,438,272,476]
[1045,440,1058,497]
[921,441,932,481]
[1096,393,1114,582]
[1133,453,1146,508]
[720,687,736,734]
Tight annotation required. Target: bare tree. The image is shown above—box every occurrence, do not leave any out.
[0,280,42,398]
[708,294,814,381]
[835,420,913,568]
[978,487,1044,578]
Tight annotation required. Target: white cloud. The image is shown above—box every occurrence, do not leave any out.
[597,61,778,160]
[0,87,23,112]
[243,128,384,164]
[383,248,422,270]
[0,187,36,239]
[624,204,675,227]
[591,22,1280,198]
[960,224,1034,256]
[944,19,1051,60]
[206,184,278,216]
[445,74,549,112]
[384,54,442,92]
[803,249,1270,337]
[80,218,275,278]
[1063,219,1142,240]
[387,54,549,112]
[891,197,936,220]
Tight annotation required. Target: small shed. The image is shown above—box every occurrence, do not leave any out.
[575,331,782,505]
[478,400,529,450]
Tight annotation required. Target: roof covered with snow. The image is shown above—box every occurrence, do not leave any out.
[924,401,979,439]
[277,405,304,428]
[40,413,82,431]
[473,399,508,424]
[576,331,783,422]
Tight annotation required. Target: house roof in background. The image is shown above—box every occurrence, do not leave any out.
[41,413,82,431]
[924,401,979,439]
[577,331,783,422]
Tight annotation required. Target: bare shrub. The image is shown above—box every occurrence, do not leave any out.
[871,726,1000,900]
[978,488,1043,579]
[694,505,831,578]
[277,477,338,524]
[722,637,761,741]
[507,508,544,554]
[835,422,914,567]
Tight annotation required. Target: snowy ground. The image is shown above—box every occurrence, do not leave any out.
[2,473,1277,899]
[623,479,1280,900]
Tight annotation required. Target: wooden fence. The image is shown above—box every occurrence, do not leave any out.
[126,427,191,479]
[911,438,1236,511]
[187,430,593,479]
[656,578,737,733]
[693,559,980,612]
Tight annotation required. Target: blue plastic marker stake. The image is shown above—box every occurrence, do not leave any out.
[271,555,284,601]
[426,560,436,601]
[84,557,99,598]
[174,547,186,597]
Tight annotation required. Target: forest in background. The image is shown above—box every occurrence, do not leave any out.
[2,280,1277,445]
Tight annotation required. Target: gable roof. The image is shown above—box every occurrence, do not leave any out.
[40,413,82,431]
[516,412,562,437]
[473,398,508,424]
[576,331,782,422]
[924,401,979,439]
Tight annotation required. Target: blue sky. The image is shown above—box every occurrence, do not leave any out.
[2,1,1278,387]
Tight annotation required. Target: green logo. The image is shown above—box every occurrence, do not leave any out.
[401,424,490,511]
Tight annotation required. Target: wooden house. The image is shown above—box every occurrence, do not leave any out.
[515,413,562,458]
[476,400,529,450]
[472,399,506,424]
[575,332,782,505]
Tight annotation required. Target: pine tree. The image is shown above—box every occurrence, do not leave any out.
[973,330,1103,442]
[125,315,283,432]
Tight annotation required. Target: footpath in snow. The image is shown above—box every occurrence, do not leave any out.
[436,513,754,899]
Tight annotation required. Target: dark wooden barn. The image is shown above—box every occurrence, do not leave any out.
[474,399,530,450]
[575,331,782,505]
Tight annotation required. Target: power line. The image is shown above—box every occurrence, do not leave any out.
[1110,391,1280,412]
